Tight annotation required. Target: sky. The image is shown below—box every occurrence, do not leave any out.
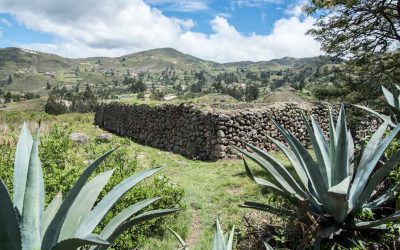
[0,0,321,63]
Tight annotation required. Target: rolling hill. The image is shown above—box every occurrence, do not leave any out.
[0,47,342,94]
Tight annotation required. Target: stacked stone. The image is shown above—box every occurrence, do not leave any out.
[95,102,380,161]
[95,103,219,160]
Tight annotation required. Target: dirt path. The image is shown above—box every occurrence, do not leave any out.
[186,209,201,247]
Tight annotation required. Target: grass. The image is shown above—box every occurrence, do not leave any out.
[0,106,292,249]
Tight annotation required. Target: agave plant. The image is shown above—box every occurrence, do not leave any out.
[0,123,178,249]
[236,105,400,239]
[212,218,235,250]
[167,218,235,250]
[167,227,188,250]
[356,84,400,126]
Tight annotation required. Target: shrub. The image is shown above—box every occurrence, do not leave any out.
[312,84,347,100]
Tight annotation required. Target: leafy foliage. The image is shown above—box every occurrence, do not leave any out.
[306,0,400,103]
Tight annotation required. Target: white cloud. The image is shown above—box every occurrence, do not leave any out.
[177,16,320,62]
[231,0,282,9]
[145,0,209,12]
[0,0,321,63]
[284,0,307,17]
[1,17,11,27]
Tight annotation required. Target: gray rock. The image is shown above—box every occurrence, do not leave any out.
[96,133,113,142]
[71,133,89,143]
[219,114,231,121]
[217,130,225,137]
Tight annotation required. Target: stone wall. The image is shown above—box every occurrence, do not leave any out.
[94,102,379,161]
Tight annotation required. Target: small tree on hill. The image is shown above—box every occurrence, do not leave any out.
[46,81,52,90]
[245,85,259,102]
[7,75,12,85]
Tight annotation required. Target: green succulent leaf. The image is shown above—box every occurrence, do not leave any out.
[51,234,109,250]
[363,185,397,209]
[264,242,274,250]
[59,169,115,241]
[382,85,400,111]
[42,192,62,238]
[351,149,400,213]
[99,197,161,240]
[0,178,21,250]
[240,143,307,199]
[266,133,309,189]
[350,211,400,229]
[240,201,296,218]
[13,123,33,214]
[20,129,43,250]
[213,218,226,250]
[327,176,350,223]
[226,225,235,250]
[42,149,116,249]
[350,123,400,204]
[328,107,337,181]
[96,209,179,249]
[354,104,396,127]
[332,105,351,186]
[75,167,162,237]
[305,113,330,187]
[167,227,187,249]
[242,157,289,196]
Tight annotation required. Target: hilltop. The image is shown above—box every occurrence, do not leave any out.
[0,47,342,105]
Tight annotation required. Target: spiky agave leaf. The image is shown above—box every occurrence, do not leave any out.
[59,169,115,241]
[42,192,62,238]
[167,227,188,249]
[13,123,33,214]
[20,129,44,250]
[240,105,400,234]
[212,218,234,250]
[2,124,178,249]
[0,178,21,250]
[75,167,162,238]
[95,208,179,250]
[382,85,400,111]
[96,197,162,245]
[354,84,400,127]
[41,149,116,249]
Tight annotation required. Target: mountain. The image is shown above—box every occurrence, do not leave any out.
[0,47,75,73]
[0,47,342,93]
[87,48,219,72]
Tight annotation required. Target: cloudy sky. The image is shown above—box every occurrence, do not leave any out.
[0,0,321,62]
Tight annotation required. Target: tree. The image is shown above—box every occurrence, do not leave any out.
[307,0,400,58]
[4,91,12,99]
[150,89,165,101]
[7,75,12,84]
[306,0,400,103]
[45,95,69,115]
[244,85,259,102]
[46,81,52,90]
[130,78,147,93]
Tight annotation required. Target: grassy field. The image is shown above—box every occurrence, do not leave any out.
[0,102,292,249]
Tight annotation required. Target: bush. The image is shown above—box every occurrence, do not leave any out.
[137,92,145,100]
[312,84,347,100]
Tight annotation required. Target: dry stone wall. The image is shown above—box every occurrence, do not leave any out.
[94,102,380,161]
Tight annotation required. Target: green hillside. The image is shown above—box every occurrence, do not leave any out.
[0,47,342,103]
